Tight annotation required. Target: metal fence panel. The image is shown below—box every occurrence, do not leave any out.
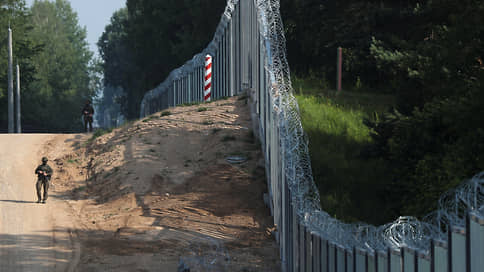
[329,243,336,272]
[368,252,376,272]
[293,204,299,272]
[417,251,430,272]
[468,212,484,272]
[389,249,401,272]
[377,251,388,272]
[449,227,466,272]
[136,1,484,272]
[347,249,354,272]
[321,239,328,272]
[312,234,321,272]
[402,248,415,272]
[336,245,345,272]
[431,240,448,272]
[306,229,312,272]
[300,224,306,272]
[354,248,366,272]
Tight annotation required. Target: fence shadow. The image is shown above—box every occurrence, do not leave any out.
[49,97,280,270]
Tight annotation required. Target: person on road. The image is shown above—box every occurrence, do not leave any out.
[82,100,95,132]
[35,157,53,204]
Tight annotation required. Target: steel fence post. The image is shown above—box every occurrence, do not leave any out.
[449,226,466,272]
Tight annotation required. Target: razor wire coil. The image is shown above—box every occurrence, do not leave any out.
[139,0,484,255]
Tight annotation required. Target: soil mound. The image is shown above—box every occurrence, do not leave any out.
[50,96,280,271]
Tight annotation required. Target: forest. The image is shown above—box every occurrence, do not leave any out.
[281,0,484,221]
[1,0,482,221]
[0,0,96,132]
[96,0,482,221]
[96,0,227,123]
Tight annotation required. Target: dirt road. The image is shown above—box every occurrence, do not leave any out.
[0,134,78,272]
[0,96,280,271]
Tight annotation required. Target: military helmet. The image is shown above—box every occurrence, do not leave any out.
[42,157,48,163]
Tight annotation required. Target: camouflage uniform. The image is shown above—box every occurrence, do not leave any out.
[35,157,53,203]
[82,101,95,132]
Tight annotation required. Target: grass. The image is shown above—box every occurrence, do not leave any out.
[292,76,395,115]
[142,115,156,122]
[294,77,396,225]
[93,128,113,138]
[160,111,171,117]
[197,107,208,112]
[179,101,202,107]
[86,128,113,145]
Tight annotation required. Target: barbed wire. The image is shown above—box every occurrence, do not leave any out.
[256,0,483,252]
[140,0,484,254]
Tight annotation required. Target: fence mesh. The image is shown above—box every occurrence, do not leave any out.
[139,0,484,256]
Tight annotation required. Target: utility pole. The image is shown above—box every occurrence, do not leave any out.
[16,64,21,133]
[336,47,343,92]
[8,27,14,133]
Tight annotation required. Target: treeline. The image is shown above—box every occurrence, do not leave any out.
[97,0,227,122]
[281,0,484,216]
[0,0,96,132]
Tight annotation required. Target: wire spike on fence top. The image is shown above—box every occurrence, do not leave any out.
[137,1,484,267]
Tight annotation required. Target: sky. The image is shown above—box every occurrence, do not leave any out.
[25,0,126,56]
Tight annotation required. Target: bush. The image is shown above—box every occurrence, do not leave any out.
[384,89,484,216]
[92,128,113,139]
[296,92,395,224]
[160,111,171,117]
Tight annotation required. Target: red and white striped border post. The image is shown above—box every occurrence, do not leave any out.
[204,54,212,101]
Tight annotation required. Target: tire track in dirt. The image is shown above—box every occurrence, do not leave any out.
[0,134,81,272]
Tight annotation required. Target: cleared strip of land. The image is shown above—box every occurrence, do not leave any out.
[0,96,280,271]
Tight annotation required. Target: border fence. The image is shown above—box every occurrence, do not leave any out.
[139,0,484,271]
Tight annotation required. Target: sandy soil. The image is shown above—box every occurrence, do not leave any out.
[0,96,280,271]
[0,134,80,272]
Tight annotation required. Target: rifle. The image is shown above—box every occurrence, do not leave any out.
[36,170,51,181]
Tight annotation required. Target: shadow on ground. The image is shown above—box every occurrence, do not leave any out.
[47,96,280,271]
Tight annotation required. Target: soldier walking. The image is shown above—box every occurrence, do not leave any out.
[82,100,95,132]
[35,157,53,204]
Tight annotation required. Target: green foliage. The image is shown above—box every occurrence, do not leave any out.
[27,0,95,130]
[292,76,395,115]
[285,0,484,219]
[160,111,171,117]
[179,101,201,107]
[98,0,227,119]
[383,88,484,217]
[0,0,42,128]
[282,0,484,108]
[0,0,95,131]
[90,128,112,140]
[142,115,156,122]
[197,107,208,112]
[296,87,395,224]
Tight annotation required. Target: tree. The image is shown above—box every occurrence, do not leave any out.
[97,7,137,121]
[281,0,484,218]
[98,0,227,119]
[26,0,95,130]
[0,0,42,130]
